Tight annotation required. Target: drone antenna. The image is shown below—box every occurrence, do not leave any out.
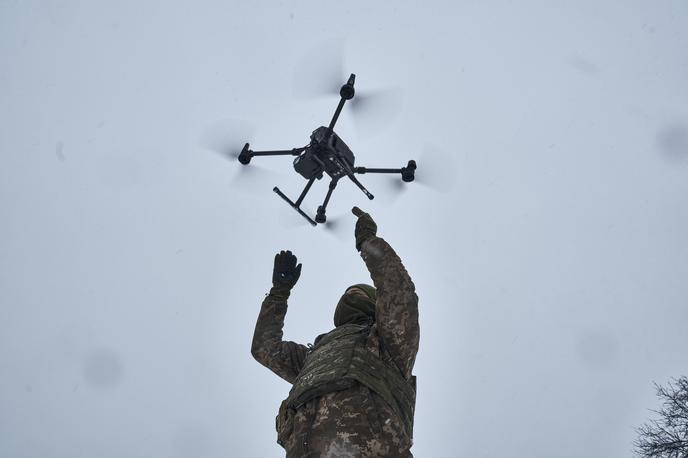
[327,73,356,133]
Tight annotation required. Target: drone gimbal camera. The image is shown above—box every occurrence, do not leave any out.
[237,73,416,226]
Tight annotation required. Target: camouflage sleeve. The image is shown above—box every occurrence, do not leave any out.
[250,291,309,384]
[359,236,419,379]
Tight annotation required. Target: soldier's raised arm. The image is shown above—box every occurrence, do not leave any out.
[352,207,420,379]
[251,250,309,384]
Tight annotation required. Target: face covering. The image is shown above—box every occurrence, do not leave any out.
[333,283,377,327]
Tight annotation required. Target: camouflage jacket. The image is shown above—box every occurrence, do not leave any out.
[251,236,420,458]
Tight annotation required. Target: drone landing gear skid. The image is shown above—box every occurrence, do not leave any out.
[238,73,416,226]
[269,163,415,227]
[271,174,339,225]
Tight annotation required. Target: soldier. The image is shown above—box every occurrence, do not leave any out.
[251,206,419,457]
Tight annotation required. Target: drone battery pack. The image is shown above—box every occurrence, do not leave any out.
[293,154,322,180]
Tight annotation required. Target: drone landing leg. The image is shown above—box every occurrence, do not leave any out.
[315,178,340,223]
[273,176,318,226]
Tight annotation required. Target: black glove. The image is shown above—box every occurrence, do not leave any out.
[271,250,302,295]
[352,207,377,251]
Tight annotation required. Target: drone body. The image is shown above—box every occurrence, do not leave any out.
[237,73,416,226]
[294,126,356,182]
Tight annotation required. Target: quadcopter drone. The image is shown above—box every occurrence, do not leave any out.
[236,73,416,226]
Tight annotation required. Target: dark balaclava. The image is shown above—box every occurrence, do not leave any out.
[333,283,377,327]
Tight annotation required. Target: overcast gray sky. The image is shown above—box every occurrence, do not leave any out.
[1,1,687,457]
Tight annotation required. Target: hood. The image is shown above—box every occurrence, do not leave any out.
[333,283,377,327]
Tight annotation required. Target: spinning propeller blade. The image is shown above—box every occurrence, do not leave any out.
[414,145,459,193]
[349,87,404,136]
[375,174,408,205]
[200,118,255,161]
[322,214,350,240]
[199,118,280,191]
[292,40,346,99]
[292,41,402,134]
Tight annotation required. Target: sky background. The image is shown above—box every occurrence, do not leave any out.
[1,1,687,457]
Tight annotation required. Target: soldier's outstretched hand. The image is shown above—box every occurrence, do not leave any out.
[272,250,302,291]
[352,207,377,251]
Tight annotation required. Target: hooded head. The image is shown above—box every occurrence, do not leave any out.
[333,283,377,327]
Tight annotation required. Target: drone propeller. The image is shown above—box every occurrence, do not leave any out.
[199,118,281,191]
[292,40,346,100]
[383,174,409,204]
[292,42,403,135]
[348,87,404,136]
[321,214,351,240]
[413,145,459,193]
[200,118,255,162]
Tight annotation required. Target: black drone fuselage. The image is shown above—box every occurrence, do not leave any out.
[293,126,355,181]
[237,73,415,226]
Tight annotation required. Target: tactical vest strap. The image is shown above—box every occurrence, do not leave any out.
[285,324,416,438]
[349,345,416,438]
[287,324,366,410]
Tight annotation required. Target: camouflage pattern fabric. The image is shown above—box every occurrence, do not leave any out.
[251,236,419,457]
[333,284,376,327]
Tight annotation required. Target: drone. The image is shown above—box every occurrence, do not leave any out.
[236,73,416,226]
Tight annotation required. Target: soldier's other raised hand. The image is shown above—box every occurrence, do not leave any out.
[352,207,377,251]
[272,250,302,294]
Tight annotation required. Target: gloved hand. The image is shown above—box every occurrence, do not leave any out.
[352,207,377,251]
[271,250,302,296]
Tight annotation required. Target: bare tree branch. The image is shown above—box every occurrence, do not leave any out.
[634,376,688,458]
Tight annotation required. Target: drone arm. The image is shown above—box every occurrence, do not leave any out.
[327,98,347,132]
[327,73,356,133]
[354,160,417,182]
[354,167,402,174]
[238,144,306,164]
[250,147,305,157]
